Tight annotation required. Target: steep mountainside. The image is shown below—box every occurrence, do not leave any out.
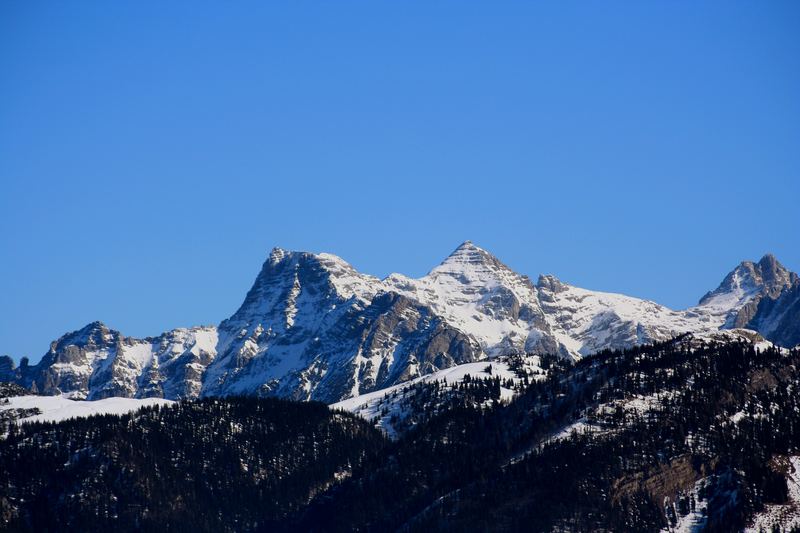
[202,248,480,403]
[537,274,714,356]
[384,241,564,357]
[698,253,798,329]
[5,243,798,402]
[745,278,800,349]
[9,322,217,400]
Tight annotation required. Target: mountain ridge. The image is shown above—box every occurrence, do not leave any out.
[3,242,798,402]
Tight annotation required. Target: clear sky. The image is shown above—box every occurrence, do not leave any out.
[1,1,798,362]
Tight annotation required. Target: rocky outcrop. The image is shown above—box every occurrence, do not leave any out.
[699,254,798,328]
[697,253,800,348]
[746,279,800,348]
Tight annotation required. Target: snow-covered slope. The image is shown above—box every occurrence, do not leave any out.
[332,355,545,438]
[697,253,797,328]
[385,241,563,357]
[13,322,217,400]
[743,277,800,349]
[201,248,480,402]
[6,243,798,404]
[536,275,716,356]
[534,253,798,357]
[1,395,173,424]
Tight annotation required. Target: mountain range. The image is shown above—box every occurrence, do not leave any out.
[2,242,798,403]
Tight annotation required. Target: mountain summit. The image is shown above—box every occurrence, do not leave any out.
[699,253,798,328]
[385,241,559,357]
[6,244,799,402]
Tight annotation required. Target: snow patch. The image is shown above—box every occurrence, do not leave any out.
[1,395,174,424]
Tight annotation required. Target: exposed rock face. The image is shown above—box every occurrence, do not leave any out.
[23,321,119,398]
[0,356,15,383]
[7,244,799,402]
[695,253,799,348]
[384,241,564,358]
[699,254,798,328]
[15,322,217,400]
[746,279,800,348]
[536,274,717,356]
[202,248,480,403]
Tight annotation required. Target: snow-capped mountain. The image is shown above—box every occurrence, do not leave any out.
[4,242,798,402]
[743,275,800,348]
[8,322,217,400]
[697,253,797,328]
[384,241,562,357]
[200,247,479,403]
[535,274,714,356]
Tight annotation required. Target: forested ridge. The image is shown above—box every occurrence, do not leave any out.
[2,337,800,532]
[0,399,385,532]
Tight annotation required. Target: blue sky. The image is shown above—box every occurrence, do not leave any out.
[2,1,798,362]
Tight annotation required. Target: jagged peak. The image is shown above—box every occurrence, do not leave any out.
[732,253,789,278]
[756,253,793,280]
[75,321,110,336]
[699,253,796,307]
[537,274,568,294]
[52,321,116,350]
[758,252,779,267]
[268,247,288,264]
[229,247,381,324]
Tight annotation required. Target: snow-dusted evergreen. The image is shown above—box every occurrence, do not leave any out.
[4,242,798,402]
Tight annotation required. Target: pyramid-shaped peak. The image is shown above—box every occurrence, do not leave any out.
[440,240,492,261]
[429,240,500,273]
[426,240,530,285]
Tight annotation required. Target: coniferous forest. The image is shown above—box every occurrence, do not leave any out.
[2,338,800,532]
